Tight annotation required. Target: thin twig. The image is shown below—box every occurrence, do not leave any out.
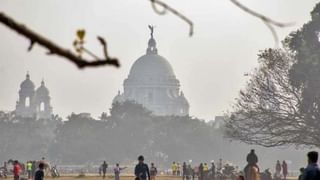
[0,12,120,69]
[149,0,292,44]
[263,21,279,48]
[229,0,293,45]
[82,47,100,60]
[230,0,293,27]
[150,0,194,36]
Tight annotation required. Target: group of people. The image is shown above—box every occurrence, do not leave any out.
[26,161,44,179]
[8,160,45,180]
[274,160,288,180]
[196,162,215,180]
[5,151,320,180]
[99,156,157,180]
[171,161,217,180]
[99,161,127,180]
[171,162,181,176]
[0,157,60,180]
[243,150,320,180]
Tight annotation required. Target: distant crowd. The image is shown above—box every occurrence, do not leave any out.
[96,150,320,180]
[2,150,320,180]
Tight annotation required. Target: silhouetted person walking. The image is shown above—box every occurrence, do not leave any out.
[182,162,187,180]
[302,151,320,180]
[101,161,108,179]
[13,160,21,180]
[31,161,36,178]
[199,163,204,180]
[282,160,288,180]
[210,161,215,180]
[177,163,181,176]
[149,163,157,180]
[27,161,32,179]
[187,164,193,180]
[114,163,126,180]
[135,156,150,180]
[276,160,281,175]
[172,162,177,176]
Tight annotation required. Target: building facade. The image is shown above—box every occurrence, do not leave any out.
[113,27,189,116]
[15,73,53,119]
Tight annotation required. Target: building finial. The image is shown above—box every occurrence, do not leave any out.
[148,25,154,38]
[26,71,30,79]
[146,25,158,55]
[41,78,45,86]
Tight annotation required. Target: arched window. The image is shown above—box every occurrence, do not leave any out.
[25,97,30,107]
[40,102,45,111]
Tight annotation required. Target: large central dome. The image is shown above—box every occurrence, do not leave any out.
[129,54,175,79]
[113,26,189,116]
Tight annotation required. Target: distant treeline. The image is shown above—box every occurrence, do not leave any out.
[0,101,307,170]
[0,101,222,165]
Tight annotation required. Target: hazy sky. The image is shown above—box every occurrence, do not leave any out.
[0,0,319,120]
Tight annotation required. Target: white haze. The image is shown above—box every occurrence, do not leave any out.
[0,0,319,120]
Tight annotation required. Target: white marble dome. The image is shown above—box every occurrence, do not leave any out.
[129,54,175,79]
[113,28,189,116]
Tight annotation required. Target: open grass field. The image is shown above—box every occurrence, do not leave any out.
[35,176,299,180]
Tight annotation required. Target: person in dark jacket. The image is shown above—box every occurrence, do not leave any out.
[302,151,320,180]
[34,163,44,180]
[135,156,150,180]
[246,149,258,165]
[244,149,260,180]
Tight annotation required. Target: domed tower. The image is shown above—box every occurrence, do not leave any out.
[34,80,53,119]
[113,26,189,116]
[15,72,37,118]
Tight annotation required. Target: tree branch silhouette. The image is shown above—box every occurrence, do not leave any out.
[150,0,293,44]
[229,0,293,45]
[0,12,120,69]
[150,0,194,36]
[0,1,294,68]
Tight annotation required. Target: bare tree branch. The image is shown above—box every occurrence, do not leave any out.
[0,12,120,69]
[0,1,295,68]
[230,0,292,28]
[263,21,279,48]
[229,0,293,45]
[149,0,292,44]
[150,0,194,36]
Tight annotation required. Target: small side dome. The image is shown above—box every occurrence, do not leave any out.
[178,92,189,105]
[112,91,124,104]
[20,73,35,89]
[36,80,49,95]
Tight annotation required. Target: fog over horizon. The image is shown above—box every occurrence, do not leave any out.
[0,0,319,120]
[2,1,320,176]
